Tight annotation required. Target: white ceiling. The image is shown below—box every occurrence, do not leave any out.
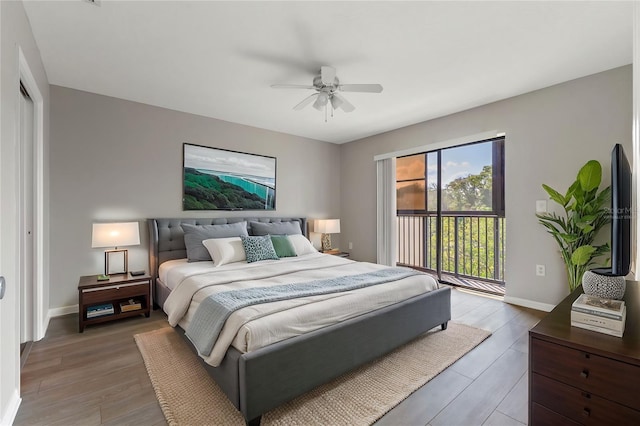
[23,1,633,144]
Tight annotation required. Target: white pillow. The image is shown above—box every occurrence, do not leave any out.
[287,234,317,256]
[202,237,246,267]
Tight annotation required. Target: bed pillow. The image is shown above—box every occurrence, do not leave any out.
[240,235,279,263]
[287,234,317,256]
[181,222,248,262]
[202,237,246,267]
[270,235,297,258]
[250,221,302,236]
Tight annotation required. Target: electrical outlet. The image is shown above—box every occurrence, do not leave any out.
[349,242,353,250]
[536,200,547,213]
[536,264,546,276]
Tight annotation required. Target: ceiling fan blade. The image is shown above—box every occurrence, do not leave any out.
[332,93,355,112]
[293,93,318,111]
[321,66,336,86]
[339,84,383,93]
[271,84,316,90]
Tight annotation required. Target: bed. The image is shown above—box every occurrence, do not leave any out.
[148,217,451,425]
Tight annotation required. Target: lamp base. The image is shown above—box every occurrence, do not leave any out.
[97,274,110,281]
[582,269,626,300]
[321,234,332,252]
[105,248,128,275]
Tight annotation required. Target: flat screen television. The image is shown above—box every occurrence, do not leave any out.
[594,143,632,277]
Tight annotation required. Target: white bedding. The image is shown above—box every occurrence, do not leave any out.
[162,252,439,367]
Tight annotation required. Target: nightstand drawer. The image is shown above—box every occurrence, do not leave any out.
[531,338,640,411]
[532,373,640,424]
[82,281,149,304]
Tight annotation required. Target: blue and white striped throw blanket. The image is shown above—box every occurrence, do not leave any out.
[186,267,422,356]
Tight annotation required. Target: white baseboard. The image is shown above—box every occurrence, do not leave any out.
[49,304,78,318]
[0,389,21,426]
[503,295,555,312]
[40,312,51,340]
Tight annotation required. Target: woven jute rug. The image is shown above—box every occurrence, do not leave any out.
[135,323,490,426]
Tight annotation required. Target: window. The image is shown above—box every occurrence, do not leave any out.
[397,137,505,217]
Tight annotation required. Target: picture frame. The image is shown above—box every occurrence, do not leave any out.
[183,143,277,211]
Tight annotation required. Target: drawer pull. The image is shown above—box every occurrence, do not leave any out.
[584,353,590,359]
[83,282,146,292]
[580,369,589,378]
[582,408,591,417]
[581,392,591,399]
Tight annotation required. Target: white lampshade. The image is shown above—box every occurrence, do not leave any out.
[91,222,140,248]
[314,219,341,234]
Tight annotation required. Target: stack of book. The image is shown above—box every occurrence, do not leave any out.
[120,299,142,312]
[571,293,626,337]
[87,303,114,319]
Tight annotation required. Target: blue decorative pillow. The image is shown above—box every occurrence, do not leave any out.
[240,235,279,263]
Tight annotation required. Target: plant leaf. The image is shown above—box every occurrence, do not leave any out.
[579,215,596,224]
[571,245,596,266]
[542,184,567,206]
[559,233,579,243]
[581,224,594,233]
[578,160,602,192]
[565,181,579,201]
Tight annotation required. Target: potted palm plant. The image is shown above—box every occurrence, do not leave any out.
[536,160,611,292]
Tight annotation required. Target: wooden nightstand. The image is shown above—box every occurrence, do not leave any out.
[78,273,151,332]
[323,251,350,258]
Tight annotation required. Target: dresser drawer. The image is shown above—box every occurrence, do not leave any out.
[531,338,640,411]
[531,373,640,425]
[531,402,581,426]
[81,281,149,304]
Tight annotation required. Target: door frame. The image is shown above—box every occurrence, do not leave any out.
[18,48,46,341]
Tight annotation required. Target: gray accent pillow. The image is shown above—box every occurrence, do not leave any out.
[250,221,302,236]
[182,222,248,262]
[240,235,279,263]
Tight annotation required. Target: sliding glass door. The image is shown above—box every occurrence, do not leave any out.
[396,137,505,288]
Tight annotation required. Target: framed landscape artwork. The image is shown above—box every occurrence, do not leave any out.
[183,143,276,210]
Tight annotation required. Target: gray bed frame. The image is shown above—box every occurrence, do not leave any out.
[148,217,451,425]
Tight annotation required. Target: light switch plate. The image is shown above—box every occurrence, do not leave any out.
[536,200,547,213]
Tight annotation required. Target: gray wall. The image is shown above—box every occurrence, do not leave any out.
[0,0,50,422]
[340,65,632,308]
[50,86,341,309]
[49,67,632,310]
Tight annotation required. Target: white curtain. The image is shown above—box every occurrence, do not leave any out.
[376,158,397,266]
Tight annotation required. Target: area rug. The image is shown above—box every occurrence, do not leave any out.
[134,323,490,426]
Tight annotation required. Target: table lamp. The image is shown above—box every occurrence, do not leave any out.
[314,219,341,252]
[91,222,140,280]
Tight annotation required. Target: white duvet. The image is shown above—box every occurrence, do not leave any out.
[162,252,438,367]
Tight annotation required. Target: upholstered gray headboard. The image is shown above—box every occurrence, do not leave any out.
[147,217,307,285]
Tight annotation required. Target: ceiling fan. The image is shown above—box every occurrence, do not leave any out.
[271,66,383,118]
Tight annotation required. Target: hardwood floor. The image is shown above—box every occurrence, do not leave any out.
[15,286,545,426]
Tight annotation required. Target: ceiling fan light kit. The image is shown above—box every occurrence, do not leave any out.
[312,92,329,111]
[272,66,383,120]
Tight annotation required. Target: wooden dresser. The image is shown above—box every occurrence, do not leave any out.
[529,281,640,425]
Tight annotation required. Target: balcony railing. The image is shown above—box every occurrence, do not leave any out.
[397,213,505,284]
